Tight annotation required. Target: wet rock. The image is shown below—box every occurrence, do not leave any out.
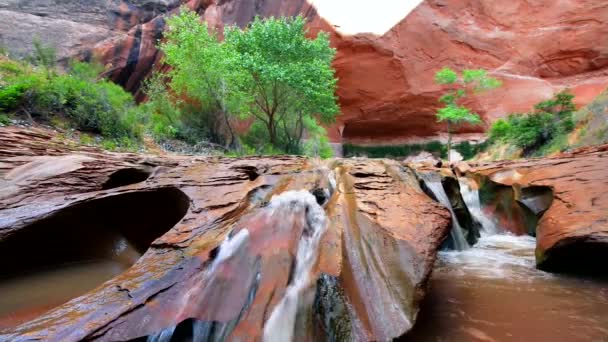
[415,168,481,248]
[441,176,481,246]
[0,128,451,341]
[464,145,608,274]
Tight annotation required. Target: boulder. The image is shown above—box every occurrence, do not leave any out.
[0,127,450,341]
[465,145,608,274]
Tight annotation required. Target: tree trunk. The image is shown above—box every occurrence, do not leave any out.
[447,120,452,164]
[222,110,238,151]
[268,120,276,146]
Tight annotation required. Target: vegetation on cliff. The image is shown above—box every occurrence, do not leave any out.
[0,50,142,148]
[485,90,578,158]
[434,67,501,161]
[1,11,339,158]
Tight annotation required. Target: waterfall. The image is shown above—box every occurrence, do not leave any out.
[143,187,329,342]
[458,178,499,235]
[146,229,252,342]
[262,190,328,342]
[419,173,469,250]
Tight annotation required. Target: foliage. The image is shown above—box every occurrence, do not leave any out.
[225,14,338,154]
[160,10,249,148]
[0,113,10,125]
[343,140,486,160]
[434,67,501,160]
[0,55,142,144]
[137,74,181,141]
[488,118,511,141]
[487,90,577,155]
[29,38,56,70]
[437,104,482,125]
[160,8,339,155]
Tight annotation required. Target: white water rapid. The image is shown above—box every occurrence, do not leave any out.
[262,190,328,342]
[458,178,499,236]
[441,178,543,279]
[419,173,469,250]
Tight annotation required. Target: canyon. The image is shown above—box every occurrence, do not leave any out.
[1,126,607,341]
[2,1,608,340]
[2,0,608,143]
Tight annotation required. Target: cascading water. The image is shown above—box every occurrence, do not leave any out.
[146,228,254,342]
[143,186,330,342]
[419,173,469,250]
[406,175,608,341]
[458,178,498,235]
[262,190,328,342]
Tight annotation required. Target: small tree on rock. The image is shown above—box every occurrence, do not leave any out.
[434,67,501,162]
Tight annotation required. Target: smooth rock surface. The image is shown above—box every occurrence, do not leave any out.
[0,127,450,341]
[464,145,608,274]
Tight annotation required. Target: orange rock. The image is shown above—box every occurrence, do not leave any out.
[466,145,608,274]
[0,128,450,341]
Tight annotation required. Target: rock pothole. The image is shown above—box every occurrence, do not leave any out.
[102,167,152,190]
[0,187,190,328]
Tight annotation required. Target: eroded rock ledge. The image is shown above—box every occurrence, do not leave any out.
[459,145,608,274]
[0,128,450,341]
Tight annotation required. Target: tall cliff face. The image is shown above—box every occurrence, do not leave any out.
[1,0,608,143]
[330,0,608,144]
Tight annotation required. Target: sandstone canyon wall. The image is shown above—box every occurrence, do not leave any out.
[1,0,607,144]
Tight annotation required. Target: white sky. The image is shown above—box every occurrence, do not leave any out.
[310,0,424,35]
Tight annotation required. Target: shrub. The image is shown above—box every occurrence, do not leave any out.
[488,90,577,155]
[0,56,142,143]
[488,118,511,141]
[0,113,10,125]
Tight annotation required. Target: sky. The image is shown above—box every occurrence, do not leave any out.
[310,0,424,35]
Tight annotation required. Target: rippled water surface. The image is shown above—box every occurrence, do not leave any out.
[404,234,608,341]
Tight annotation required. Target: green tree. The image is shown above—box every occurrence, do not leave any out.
[434,67,501,162]
[161,9,250,149]
[224,15,339,154]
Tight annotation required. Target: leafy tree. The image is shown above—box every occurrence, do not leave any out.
[434,67,501,162]
[160,10,338,155]
[224,15,339,154]
[534,90,576,133]
[161,9,249,149]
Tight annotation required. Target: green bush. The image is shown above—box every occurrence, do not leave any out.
[488,118,511,141]
[0,57,142,142]
[0,113,10,125]
[488,90,577,155]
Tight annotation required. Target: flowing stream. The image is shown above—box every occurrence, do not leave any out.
[145,190,328,342]
[262,190,328,342]
[404,178,608,341]
[419,173,470,250]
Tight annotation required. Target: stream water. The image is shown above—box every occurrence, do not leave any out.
[144,190,328,342]
[419,173,470,250]
[404,179,608,341]
[0,260,129,329]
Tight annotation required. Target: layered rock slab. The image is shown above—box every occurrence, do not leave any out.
[0,128,450,341]
[462,145,608,274]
